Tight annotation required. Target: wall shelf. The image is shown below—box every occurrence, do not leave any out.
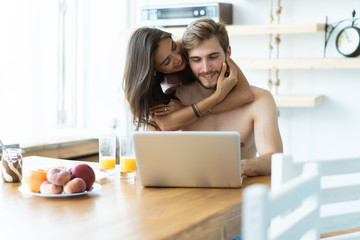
[120,23,326,38]
[234,58,360,70]
[274,94,324,107]
[163,23,325,37]
[226,23,325,35]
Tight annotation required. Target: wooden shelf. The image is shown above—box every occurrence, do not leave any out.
[163,23,325,37]
[120,23,325,38]
[234,58,360,70]
[226,23,325,35]
[274,94,324,107]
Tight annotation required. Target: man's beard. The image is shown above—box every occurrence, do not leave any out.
[197,71,218,90]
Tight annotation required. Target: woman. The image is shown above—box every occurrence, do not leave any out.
[123,27,253,131]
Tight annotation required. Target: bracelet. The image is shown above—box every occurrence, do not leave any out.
[191,104,201,118]
[194,103,202,116]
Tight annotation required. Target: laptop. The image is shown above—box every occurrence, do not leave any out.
[132,131,242,188]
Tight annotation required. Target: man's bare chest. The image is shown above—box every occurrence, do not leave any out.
[182,108,254,149]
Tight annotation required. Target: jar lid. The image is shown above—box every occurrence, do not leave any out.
[2,148,22,154]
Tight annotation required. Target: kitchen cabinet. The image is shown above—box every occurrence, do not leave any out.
[22,139,99,162]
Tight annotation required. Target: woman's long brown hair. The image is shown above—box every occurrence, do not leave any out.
[123,28,174,130]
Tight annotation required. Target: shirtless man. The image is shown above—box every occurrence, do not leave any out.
[174,18,283,177]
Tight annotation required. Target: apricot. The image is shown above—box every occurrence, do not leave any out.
[23,169,48,193]
[47,168,71,186]
[64,178,86,194]
[40,181,63,194]
[68,164,95,190]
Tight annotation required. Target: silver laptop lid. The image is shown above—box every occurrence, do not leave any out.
[133,131,242,188]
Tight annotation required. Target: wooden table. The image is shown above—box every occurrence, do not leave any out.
[0,156,270,240]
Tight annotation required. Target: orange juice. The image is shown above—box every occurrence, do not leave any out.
[100,156,116,170]
[120,156,137,173]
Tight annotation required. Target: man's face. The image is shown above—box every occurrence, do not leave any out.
[187,35,230,89]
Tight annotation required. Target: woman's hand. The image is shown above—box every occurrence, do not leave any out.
[150,99,185,116]
[213,61,238,103]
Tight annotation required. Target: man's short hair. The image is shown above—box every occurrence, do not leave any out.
[182,17,229,54]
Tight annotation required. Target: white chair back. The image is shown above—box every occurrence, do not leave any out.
[271,154,360,240]
[242,163,321,240]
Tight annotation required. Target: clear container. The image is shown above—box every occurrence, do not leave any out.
[1,148,23,183]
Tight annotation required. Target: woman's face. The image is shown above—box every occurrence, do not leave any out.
[154,38,186,74]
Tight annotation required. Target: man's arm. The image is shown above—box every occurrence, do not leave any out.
[241,89,283,176]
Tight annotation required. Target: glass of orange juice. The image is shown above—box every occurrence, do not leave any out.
[99,134,116,175]
[120,136,136,178]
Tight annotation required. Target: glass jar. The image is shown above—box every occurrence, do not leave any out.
[1,148,23,183]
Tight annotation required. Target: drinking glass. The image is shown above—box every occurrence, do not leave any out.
[120,137,136,178]
[99,135,116,175]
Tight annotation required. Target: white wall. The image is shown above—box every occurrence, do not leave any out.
[0,1,58,145]
[81,0,130,136]
[136,0,360,161]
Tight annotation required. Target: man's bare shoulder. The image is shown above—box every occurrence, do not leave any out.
[251,86,275,104]
[249,86,277,118]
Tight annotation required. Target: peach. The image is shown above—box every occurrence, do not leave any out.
[23,169,47,193]
[45,166,68,173]
[47,168,71,186]
[63,178,86,194]
[40,181,63,194]
[68,164,95,190]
